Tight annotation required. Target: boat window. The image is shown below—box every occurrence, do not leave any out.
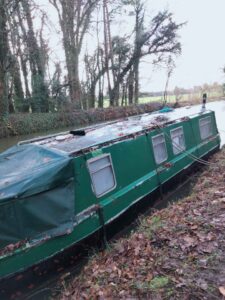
[87,154,116,197]
[170,127,185,155]
[152,133,167,164]
[199,116,212,140]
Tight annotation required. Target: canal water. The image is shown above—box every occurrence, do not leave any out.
[0,100,225,153]
[174,100,225,146]
[1,100,224,299]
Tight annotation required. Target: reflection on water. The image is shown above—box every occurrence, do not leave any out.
[0,100,225,153]
[0,128,73,153]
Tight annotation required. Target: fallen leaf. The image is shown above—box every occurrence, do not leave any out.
[196,279,208,290]
[183,236,196,245]
[219,286,225,296]
[193,209,201,216]
[190,225,198,230]
[115,243,125,254]
[134,246,141,256]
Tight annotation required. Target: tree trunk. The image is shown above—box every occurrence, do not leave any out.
[13,56,26,112]
[60,21,81,108]
[50,0,98,109]
[105,1,116,102]
[121,81,125,106]
[88,83,96,108]
[128,70,134,105]
[134,1,144,104]
[8,14,28,112]
[69,48,81,108]
[0,71,8,120]
[98,91,104,108]
[21,0,49,113]
[134,58,140,104]
[103,0,112,106]
[0,0,8,120]
[8,79,15,113]
[16,8,31,102]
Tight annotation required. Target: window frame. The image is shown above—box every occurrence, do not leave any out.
[170,126,186,155]
[151,133,168,165]
[87,153,117,198]
[199,116,212,140]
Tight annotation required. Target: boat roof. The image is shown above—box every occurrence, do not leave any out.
[19,106,212,155]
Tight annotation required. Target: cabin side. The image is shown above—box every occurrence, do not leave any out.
[73,111,220,227]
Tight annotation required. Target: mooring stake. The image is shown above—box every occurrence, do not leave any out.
[202,93,207,110]
[96,205,108,249]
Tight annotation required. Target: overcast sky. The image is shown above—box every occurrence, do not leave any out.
[41,0,225,93]
[139,0,225,91]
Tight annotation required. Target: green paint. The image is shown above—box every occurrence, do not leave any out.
[91,149,103,157]
[0,111,220,279]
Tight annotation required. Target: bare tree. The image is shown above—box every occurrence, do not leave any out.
[163,55,175,105]
[16,6,32,101]
[84,47,106,108]
[103,0,118,106]
[109,10,184,104]
[21,0,49,112]
[7,9,26,112]
[50,0,99,109]
[133,0,144,104]
[86,35,131,107]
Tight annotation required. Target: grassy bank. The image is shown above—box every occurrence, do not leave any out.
[60,147,225,299]
[138,92,224,105]
[0,102,162,139]
[1,96,223,139]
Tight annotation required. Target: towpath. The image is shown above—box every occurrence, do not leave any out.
[60,147,225,299]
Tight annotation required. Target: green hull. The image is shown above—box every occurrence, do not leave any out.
[0,110,220,279]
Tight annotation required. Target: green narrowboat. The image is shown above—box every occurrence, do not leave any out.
[0,107,220,281]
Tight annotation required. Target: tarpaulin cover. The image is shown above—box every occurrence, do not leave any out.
[0,144,74,249]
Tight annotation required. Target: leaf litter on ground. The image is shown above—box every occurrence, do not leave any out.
[60,148,225,299]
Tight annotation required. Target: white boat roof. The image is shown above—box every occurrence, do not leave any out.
[20,106,211,155]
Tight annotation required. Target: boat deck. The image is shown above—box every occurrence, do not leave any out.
[20,106,210,155]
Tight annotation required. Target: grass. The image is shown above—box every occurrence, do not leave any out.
[149,276,170,290]
[103,90,224,107]
[139,91,223,104]
[139,215,163,239]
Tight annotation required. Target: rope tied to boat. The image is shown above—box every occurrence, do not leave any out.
[153,123,220,167]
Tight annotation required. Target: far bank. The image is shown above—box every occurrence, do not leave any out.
[0,102,163,140]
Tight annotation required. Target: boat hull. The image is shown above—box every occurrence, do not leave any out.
[0,144,220,299]
[0,110,221,297]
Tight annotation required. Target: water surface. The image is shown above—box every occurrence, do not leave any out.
[0,100,224,153]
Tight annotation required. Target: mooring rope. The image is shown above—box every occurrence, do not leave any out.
[153,124,219,167]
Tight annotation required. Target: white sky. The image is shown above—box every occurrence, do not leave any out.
[140,0,225,91]
[39,0,225,92]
